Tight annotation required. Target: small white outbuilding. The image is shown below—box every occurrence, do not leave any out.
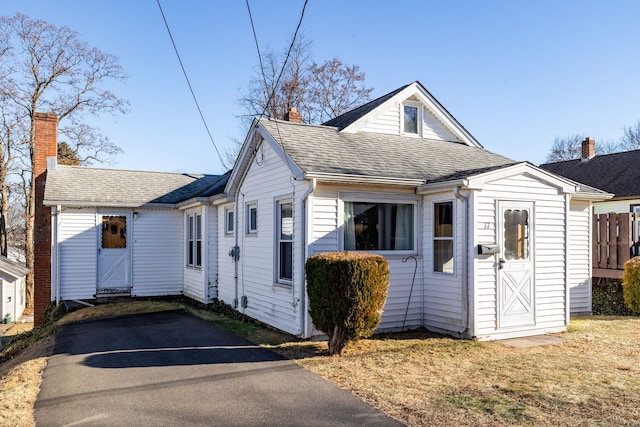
[0,255,29,323]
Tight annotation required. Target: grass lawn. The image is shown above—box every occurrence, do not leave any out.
[2,301,639,426]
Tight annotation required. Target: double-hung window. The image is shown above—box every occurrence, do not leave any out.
[434,202,454,273]
[343,199,415,251]
[187,212,202,268]
[277,201,293,282]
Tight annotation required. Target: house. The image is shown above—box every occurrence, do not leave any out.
[0,255,29,323]
[33,113,230,324]
[34,82,609,340]
[540,137,638,214]
[541,138,637,278]
[219,81,608,339]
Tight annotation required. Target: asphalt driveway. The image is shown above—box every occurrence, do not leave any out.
[35,309,402,426]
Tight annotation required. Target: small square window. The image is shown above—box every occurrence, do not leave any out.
[247,203,258,234]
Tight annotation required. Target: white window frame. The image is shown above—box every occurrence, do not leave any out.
[246,202,258,235]
[186,211,202,268]
[339,192,418,256]
[276,199,294,285]
[224,207,234,235]
[401,101,422,137]
[433,200,455,275]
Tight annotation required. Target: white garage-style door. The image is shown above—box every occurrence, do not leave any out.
[98,214,131,292]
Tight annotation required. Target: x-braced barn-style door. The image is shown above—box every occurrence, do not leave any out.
[497,201,535,328]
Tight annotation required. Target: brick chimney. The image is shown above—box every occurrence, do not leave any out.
[33,112,58,326]
[284,107,302,123]
[581,137,595,162]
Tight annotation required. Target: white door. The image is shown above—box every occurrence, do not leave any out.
[497,201,535,328]
[98,214,131,291]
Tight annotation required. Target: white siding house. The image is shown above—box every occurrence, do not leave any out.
[0,256,29,323]
[36,81,608,340]
[221,82,609,340]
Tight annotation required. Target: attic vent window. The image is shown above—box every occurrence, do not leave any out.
[402,102,421,136]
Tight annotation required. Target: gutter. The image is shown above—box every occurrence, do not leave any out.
[454,186,470,337]
[304,172,424,187]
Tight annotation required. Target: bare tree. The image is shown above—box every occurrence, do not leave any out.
[620,120,640,151]
[306,58,373,124]
[239,36,372,125]
[1,13,128,308]
[545,133,622,162]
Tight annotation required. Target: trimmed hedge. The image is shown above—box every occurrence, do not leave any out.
[623,256,640,313]
[305,252,389,355]
[592,280,637,316]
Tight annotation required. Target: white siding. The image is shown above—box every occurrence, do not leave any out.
[206,205,218,302]
[472,174,567,339]
[183,207,205,303]
[235,141,308,336]
[359,101,458,141]
[217,202,236,305]
[422,192,465,335]
[311,183,423,333]
[569,200,592,315]
[58,208,98,299]
[1,275,25,321]
[593,199,640,214]
[131,209,183,297]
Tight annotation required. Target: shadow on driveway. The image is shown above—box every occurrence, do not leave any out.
[36,309,403,426]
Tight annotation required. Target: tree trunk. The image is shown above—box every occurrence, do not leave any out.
[328,325,347,356]
[24,120,36,309]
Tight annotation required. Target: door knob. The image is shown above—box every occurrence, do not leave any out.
[498,258,505,270]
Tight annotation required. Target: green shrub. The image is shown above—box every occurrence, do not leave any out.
[305,252,389,356]
[592,280,637,316]
[622,257,640,313]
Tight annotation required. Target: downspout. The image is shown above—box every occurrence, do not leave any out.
[564,193,571,326]
[233,192,240,308]
[299,178,316,337]
[454,186,470,337]
[53,205,61,306]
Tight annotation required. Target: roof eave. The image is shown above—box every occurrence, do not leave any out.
[43,200,177,209]
[304,172,424,187]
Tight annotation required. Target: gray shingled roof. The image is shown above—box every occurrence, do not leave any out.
[44,165,228,206]
[260,119,514,182]
[540,150,640,198]
[0,255,29,278]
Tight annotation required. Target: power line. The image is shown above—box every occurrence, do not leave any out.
[246,0,309,120]
[156,0,226,168]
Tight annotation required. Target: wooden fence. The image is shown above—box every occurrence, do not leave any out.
[593,212,640,278]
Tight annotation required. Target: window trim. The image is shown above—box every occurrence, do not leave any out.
[631,204,640,214]
[433,200,455,275]
[246,202,258,235]
[276,199,294,285]
[186,211,203,269]
[338,192,418,255]
[224,207,234,235]
[401,101,422,137]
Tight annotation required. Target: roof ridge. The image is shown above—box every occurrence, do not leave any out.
[56,164,217,177]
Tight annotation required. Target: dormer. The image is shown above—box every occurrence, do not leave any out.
[323,81,482,148]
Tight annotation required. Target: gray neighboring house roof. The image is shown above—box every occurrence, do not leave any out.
[259,118,515,183]
[44,165,229,207]
[0,255,29,279]
[540,149,640,199]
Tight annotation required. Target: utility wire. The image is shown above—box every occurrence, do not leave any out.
[156,0,226,168]
[246,0,309,120]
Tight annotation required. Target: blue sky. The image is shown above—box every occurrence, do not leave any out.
[2,1,639,175]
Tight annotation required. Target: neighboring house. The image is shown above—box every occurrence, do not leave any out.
[541,137,638,214]
[0,255,29,322]
[34,82,609,340]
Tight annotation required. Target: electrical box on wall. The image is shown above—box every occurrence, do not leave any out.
[478,244,500,255]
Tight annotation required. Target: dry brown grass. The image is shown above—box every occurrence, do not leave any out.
[2,302,639,427]
[272,317,640,426]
